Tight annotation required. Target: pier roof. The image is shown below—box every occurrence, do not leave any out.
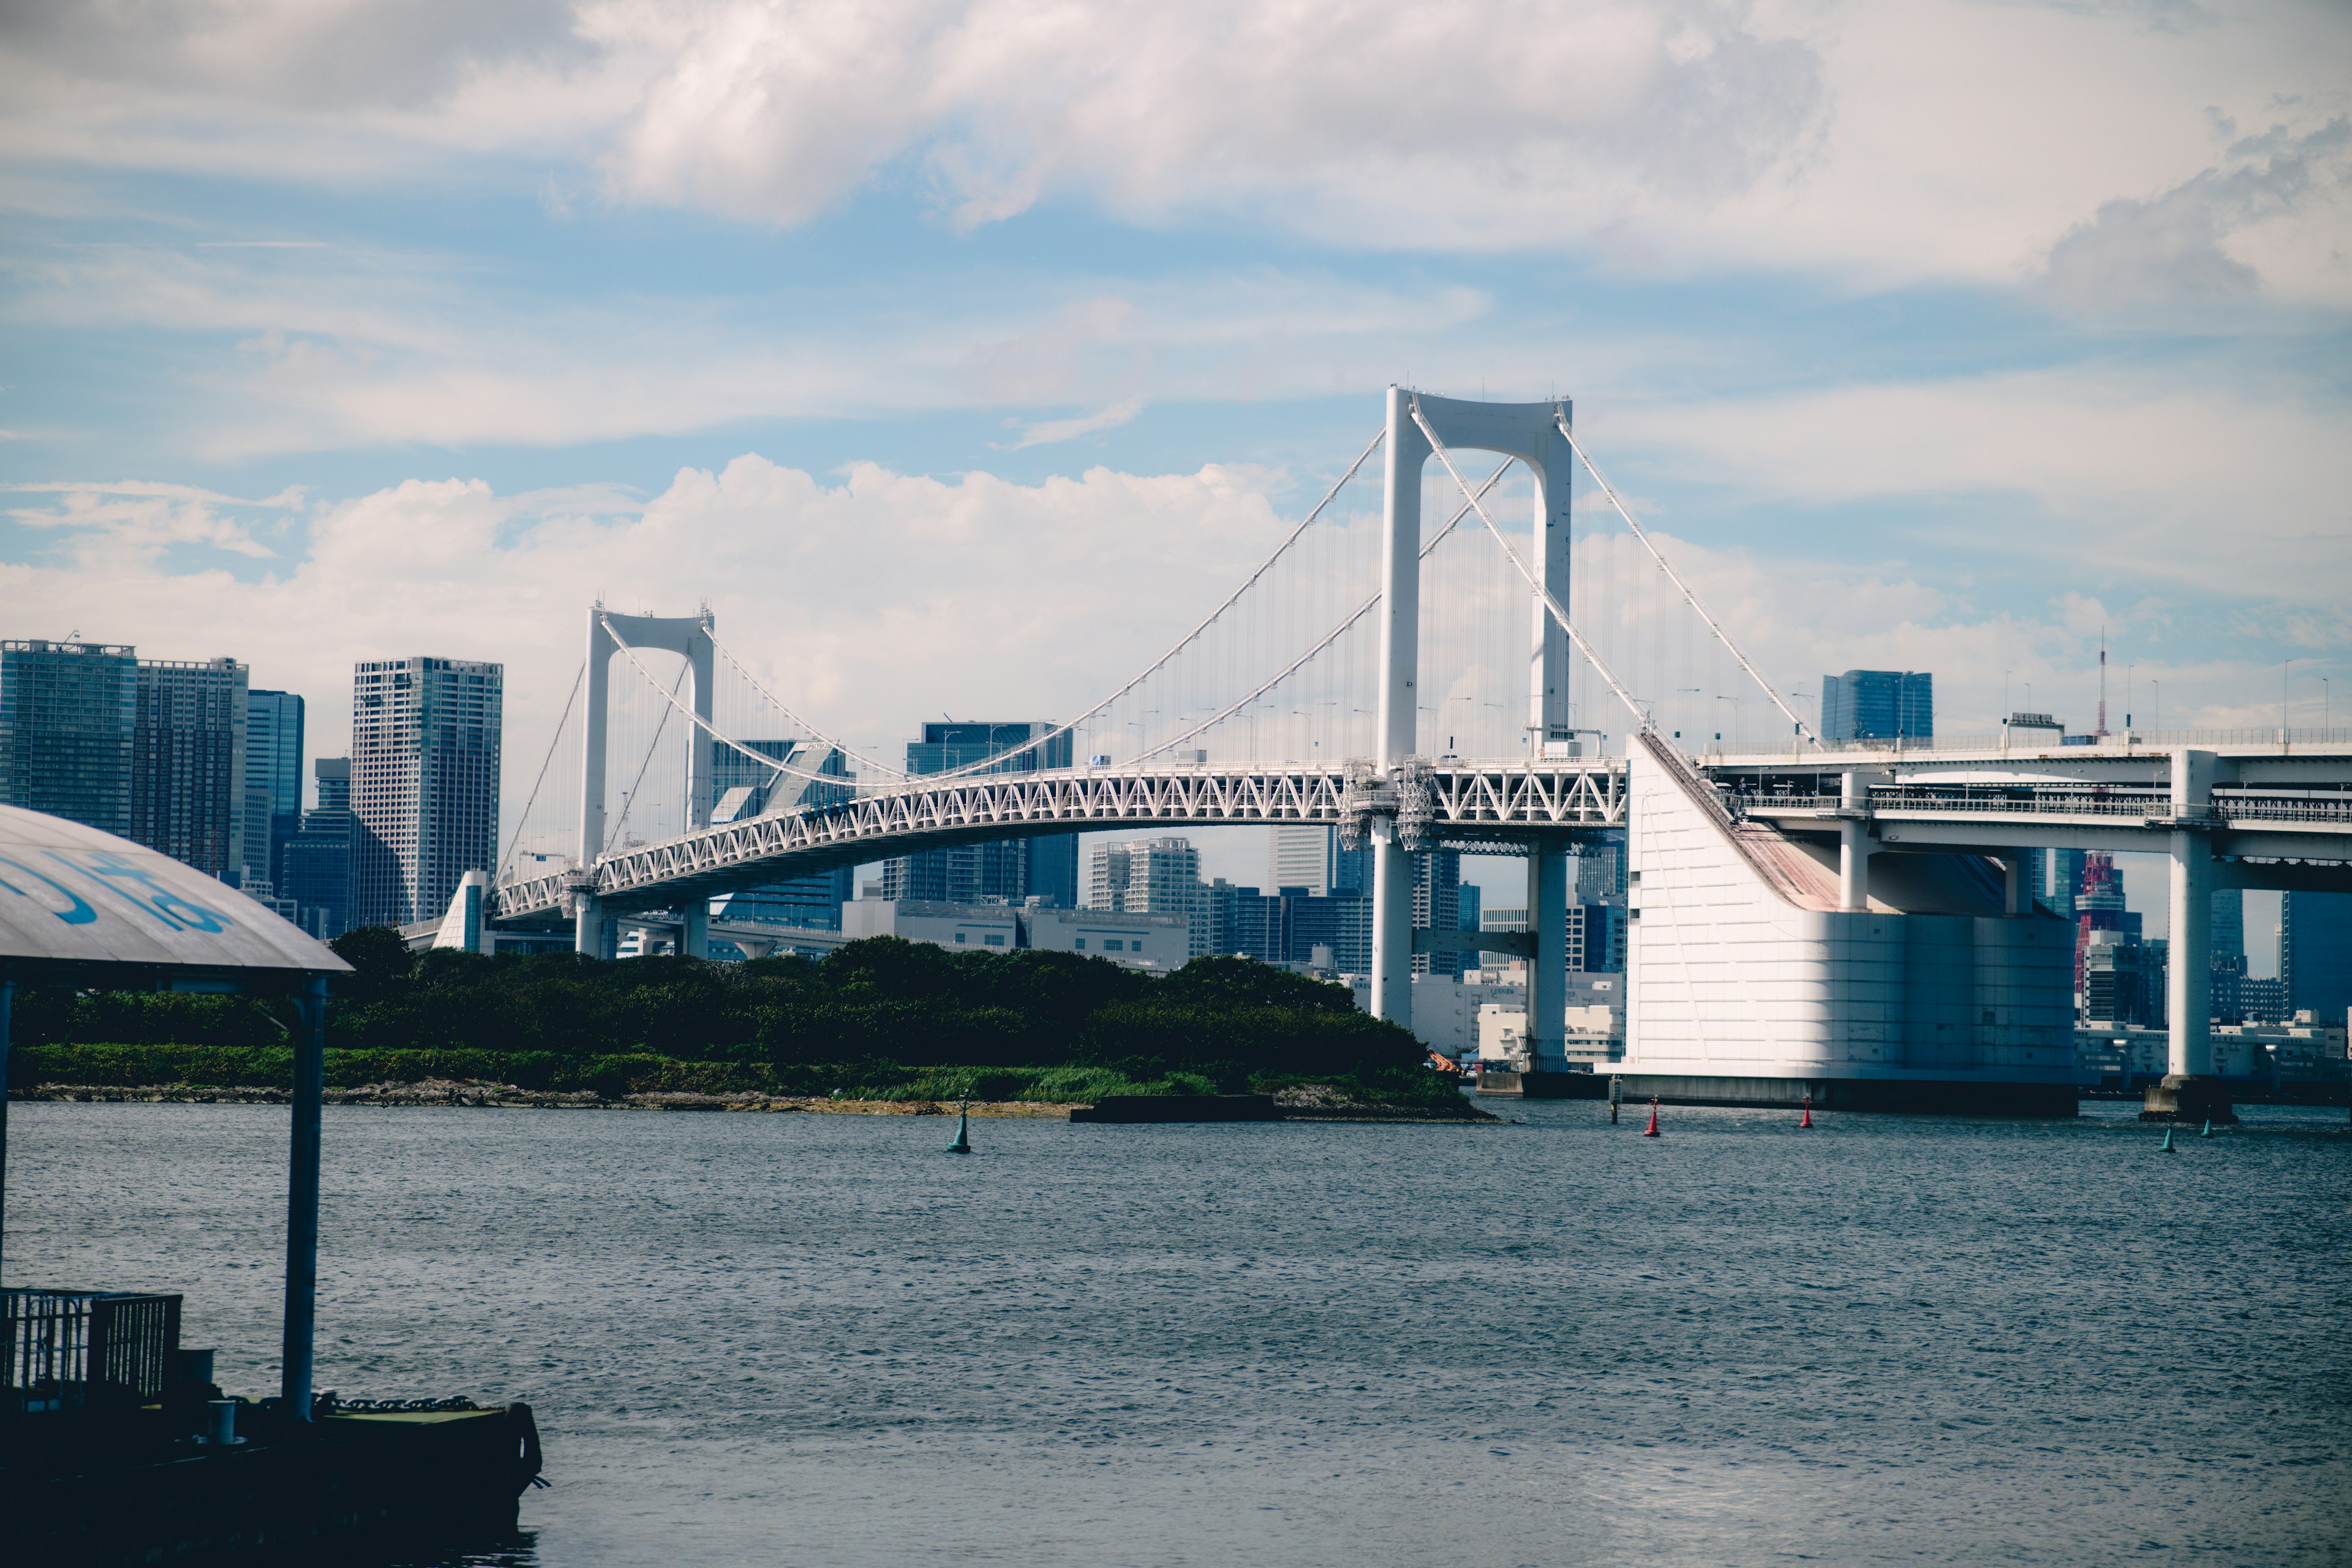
[0,804,349,989]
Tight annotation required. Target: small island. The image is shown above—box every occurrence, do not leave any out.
[8,931,1491,1123]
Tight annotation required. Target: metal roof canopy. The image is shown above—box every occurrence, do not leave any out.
[0,803,350,990]
[0,804,350,1423]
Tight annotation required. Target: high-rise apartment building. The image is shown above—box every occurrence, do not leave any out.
[1091,836,1208,956]
[1,639,137,834]
[131,656,249,881]
[350,657,502,929]
[244,688,305,887]
[1575,835,1627,905]
[883,721,1077,907]
[1820,669,1934,744]
[2281,891,2352,1025]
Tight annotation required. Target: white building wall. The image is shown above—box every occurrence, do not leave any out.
[1621,747,2075,1087]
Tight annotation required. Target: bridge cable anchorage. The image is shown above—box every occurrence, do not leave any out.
[598,614,878,793]
[1551,412,1822,752]
[498,659,583,885]
[701,631,912,782]
[1117,456,1514,771]
[913,424,1391,783]
[1410,401,1650,732]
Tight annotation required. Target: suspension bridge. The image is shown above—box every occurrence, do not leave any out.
[483,388,2352,1114]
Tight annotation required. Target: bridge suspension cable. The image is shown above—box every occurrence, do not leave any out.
[1411,400,1651,730]
[701,632,913,782]
[1551,411,1820,749]
[1120,454,1513,767]
[598,613,873,792]
[497,660,583,884]
[913,424,1391,783]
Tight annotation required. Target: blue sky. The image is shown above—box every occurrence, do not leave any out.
[3,0,2347,949]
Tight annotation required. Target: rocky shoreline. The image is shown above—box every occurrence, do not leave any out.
[13,1079,1496,1123]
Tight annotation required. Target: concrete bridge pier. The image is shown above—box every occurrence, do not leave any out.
[682,902,709,960]
[573,889,602,958]
[2147,748,2233,1123]
[1522,843,1570,1069]
[1839,771,1877,910]
[1369,820,1414,1027]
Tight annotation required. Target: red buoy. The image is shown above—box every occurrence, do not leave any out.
[1643,1097,1660,1137]
[1800,1096,1813,1129]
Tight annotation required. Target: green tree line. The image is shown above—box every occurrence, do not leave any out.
[8,930,1449,1104]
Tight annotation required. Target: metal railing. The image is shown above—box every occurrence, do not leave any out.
[2,1289,182,1414]
[1739,790,2352,825]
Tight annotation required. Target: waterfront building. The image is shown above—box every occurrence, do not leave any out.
[2040,848,2087,922]
[2210,888,2247,1023]
[350,657,502,929]
[840,897,1188,971]
[132,655,249,881]
[884,721,1077,907]
[245,688,305,887]
[279,758,354,941]
[1,638,137,834]
[1569,902,1625,974]
[1820,669,1934,744]
[2282,891,2352,1025]
[1091,835,1207,956]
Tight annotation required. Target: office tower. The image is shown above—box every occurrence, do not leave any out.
[1480,905,1527,971]
[244,688,305,887]
[1091,836,1207,956]
[1267,824,1371,899]
[1,639,137,834]
[1820,669,1934,743]
[884,721,1077,907]
[131,655,249,881]
[1457,884,1482,947]
[1575,835,1626,904]
[709,740,854,929]
[1570,902,1626,974]
[2281,891,2352,1025]
[2041,848,2087,922]
[280,756,353,940]
[1412,850,1462,977]
[350,657,502,929]
[2072,853,2126,999]
[2209,889,2247,1023]
[2081,933,2166,1027]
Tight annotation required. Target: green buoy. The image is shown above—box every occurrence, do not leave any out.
[948,1099,972,1155]
[2200,1118,2213,1137]
[2158,1125,2174,1152]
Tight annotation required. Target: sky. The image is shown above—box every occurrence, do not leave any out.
[3,0,2347,957]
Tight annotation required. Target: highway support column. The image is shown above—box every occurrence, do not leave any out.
[2147,748,2233,1124]
[682,901,709,960]
[1839,771,1875,911]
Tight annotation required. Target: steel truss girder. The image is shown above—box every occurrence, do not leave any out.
[493,760,1628,922]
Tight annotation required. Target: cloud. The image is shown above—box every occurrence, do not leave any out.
[1598,366,2352,604]
[1002,396,1145,450]
[2040,118,2352,307]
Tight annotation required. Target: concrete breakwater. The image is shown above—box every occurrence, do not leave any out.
[15,1079,1496,1122]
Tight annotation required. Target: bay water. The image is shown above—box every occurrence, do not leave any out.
[10,1098,2348,1566]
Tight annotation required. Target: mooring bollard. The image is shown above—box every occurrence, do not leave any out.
[205,1399,245,1447]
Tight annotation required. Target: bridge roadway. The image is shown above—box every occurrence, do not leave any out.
[494,738,2352,929]
[493,757,1629,924]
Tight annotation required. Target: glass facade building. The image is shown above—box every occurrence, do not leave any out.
[130,656,248,881]
[1820,669,1934,743]
[351,657,502,929]
[884,721,1079,908]
[708,739,854,930]
[245,687,305,887]
[2282,891,2352,1025]
[1,639,137,835]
